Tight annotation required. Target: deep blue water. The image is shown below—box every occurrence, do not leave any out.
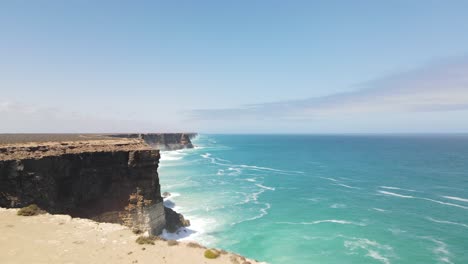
[159,134,468,264]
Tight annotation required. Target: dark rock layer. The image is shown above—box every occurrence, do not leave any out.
[164,206,191,233]
[0,139,166,235]
[111,133,197,150]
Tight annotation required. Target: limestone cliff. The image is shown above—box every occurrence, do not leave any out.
[0,138,166,235]
[111,133,197,150]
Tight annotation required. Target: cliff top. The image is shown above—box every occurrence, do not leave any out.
[0,138,153,161]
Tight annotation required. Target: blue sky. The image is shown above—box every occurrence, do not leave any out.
[1,1,468,133]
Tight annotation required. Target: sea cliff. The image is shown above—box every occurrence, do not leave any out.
[111,133,197,150]
[0,133,196,235]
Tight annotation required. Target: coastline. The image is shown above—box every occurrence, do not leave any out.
[0,133,264,264]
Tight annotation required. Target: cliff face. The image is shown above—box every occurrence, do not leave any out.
[0,139,166,235]
[111,133,197,150]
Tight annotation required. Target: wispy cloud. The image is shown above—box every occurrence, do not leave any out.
[191,57,468,121]
[0,100,165,133]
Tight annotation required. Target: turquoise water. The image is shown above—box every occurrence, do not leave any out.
[159,134,468,264]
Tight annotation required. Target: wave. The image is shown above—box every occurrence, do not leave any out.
[227,167,242,176]
[255,184,276,191]
[379,186,416,192]
[335,183,360,189]
[372,208,387,212]
[162,216,217,243]
[276,219,366,226]
[378,190,414,198]
[216,169,224,175]
[426,217,468,229]
[232,203,271,226]
[441,195,468,203]
[245,178,256,182]
[421,198,468,210]
[420,237,453,264]
[239,164,304,174]
[200,153,211,159]
[160,151,186,161]
[330,203,346,209]
[344,237,393,264]
[378,191,468,210]
[319,177,338,182]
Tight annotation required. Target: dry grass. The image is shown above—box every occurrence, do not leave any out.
[167,240,179,246]
[17,204,45,216]
[135,236,158,245]
[187,242,205,248]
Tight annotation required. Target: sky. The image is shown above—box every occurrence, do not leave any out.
[1,0,468,133]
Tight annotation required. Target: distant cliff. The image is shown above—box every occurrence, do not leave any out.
[111,133,197,150]
[0,138,166,235]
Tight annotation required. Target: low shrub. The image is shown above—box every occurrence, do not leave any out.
[187,242,204,248]
[135,236,157,245]
[132,228,143,235]
[17,204,44,216]
[204,249,220,259]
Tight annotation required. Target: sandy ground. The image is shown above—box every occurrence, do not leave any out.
[0,208,260,264]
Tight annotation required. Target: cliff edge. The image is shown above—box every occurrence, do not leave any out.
[0,137,166,235]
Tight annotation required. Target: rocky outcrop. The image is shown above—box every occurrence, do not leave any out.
[0,139,166,235]
[164,207,191,233]
[111,133,197,150]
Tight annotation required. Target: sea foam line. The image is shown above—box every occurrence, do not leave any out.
[420,237,453,264]
[344,237,393,264]
[378,190,414,199]
[335,183,360,189]
[276,219,366,226]
[379,186,416,192]
[255,184,276,191]
[441,196,468,203]
[426,217,468,229]
[378,191,468,210]
[200,152,303,175]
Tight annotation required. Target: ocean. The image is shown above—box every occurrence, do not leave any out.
[159,134,468,264]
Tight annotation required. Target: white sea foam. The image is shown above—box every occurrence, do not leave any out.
[372,208,387,212]
[277,219,366,226]
[441,196,468,203]
[245,178,256,182]
[378,191,468,210]
[330,203,346,209]
[421,198,468,210]
[200,153,211,158]
[227,167,242,176]
[336,183,360,189]
[421,237,453,264]
[232,203,271,225]
[255,184,276,191]
[426,217,468,229]
[216,169,224,175]
[367,250,391,264]
[239,164,304,174]
[161,216,217,243]
[379,186,416,192]
[319,177,338,182]
[378,190,414,198]
[160,151,186,161]
[344,237,393,264]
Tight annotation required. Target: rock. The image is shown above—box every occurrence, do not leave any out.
[164,207,190,233]
[0,138,166,235]
[162,192,171,198]
[110,133,197,151]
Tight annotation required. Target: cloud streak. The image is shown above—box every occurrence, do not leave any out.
[191,57,468,121]
[0,100,166,133]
